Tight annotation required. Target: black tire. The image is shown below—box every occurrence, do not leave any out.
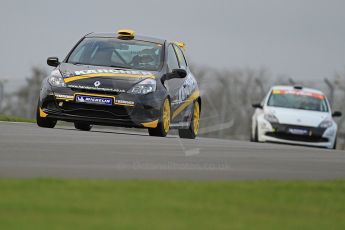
[333,137,337,150]
[253,126,259,142]
[178,101,200,139]
[148,98,171,137]
[250,126,255,142]
[36,106,57,128]
[74,122,92,131]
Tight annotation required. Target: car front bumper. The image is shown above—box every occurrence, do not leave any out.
[257,117,336,149]
[38,84,166,128]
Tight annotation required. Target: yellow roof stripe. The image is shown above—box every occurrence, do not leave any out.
[64,73,155,83]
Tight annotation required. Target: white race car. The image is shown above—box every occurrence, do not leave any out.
[251,85,342,149]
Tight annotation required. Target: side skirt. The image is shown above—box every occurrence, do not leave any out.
[170,122,190,129]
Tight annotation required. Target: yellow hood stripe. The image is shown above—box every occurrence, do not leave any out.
[64,73,155,83]
[172,90,200,119]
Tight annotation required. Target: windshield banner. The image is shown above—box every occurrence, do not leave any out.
[272,89,324,100]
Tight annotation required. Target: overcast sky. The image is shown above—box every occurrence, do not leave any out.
[1,0,345,89]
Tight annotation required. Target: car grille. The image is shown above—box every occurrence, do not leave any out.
[266,123,328,143]
[69,88,121,96]
[60,101,132,120]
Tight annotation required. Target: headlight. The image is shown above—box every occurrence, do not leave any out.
[127,78,156,95]
[48,69,66,87]
[264,113,279,123]
[319,119,333,128]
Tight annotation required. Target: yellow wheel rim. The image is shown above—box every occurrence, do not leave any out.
[193,101,200,135]
[163,99,170,133]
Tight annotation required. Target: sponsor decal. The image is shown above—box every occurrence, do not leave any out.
[272,89,324,100]
[173,75,197,105]
[114,99,134,106]
[54,94,74,100]
[74,69,153,76]
[68,84,126,93]
[170,122,190,128]
[75,95,113,105]
[63,69,155,83]
[288,128,309,135]
[94,81,101,87]
[172,90,200,119]
[61,71,74,78]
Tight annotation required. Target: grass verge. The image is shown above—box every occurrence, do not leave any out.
[0,179,344,230]
[0,114,35,123]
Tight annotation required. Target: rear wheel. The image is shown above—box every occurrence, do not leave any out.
[178,101,200,139]
[74,122,92,131]
[148,98,171,137]
[36,105,57,128]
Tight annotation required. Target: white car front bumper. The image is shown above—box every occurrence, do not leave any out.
[256,117,336,149]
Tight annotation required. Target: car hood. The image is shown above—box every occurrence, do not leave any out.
[58,63,157,93]
[266,106,331,127]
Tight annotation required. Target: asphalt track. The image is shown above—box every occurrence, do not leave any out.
[0,122,345,180]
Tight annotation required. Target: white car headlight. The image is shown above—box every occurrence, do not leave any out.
[48,69,66,87]
[319,119,333,128]
[127,78,156,95]
[264,113,279,123]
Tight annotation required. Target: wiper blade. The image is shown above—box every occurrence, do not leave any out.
[109,65,127,69]
[69,62,88,66]
[69,62,128,69]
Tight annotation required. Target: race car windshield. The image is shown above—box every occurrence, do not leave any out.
[67,37,162,71]
[267,90,329,112]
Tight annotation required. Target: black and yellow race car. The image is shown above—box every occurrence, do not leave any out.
[37,29,201,138]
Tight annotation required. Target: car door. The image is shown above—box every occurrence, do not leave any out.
[172,45,197,123]
[164,44,186,119]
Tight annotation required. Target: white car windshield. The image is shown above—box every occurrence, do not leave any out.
[267,89,329,112]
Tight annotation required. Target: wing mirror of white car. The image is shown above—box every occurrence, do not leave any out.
[332,111,342,117]
[252,103,263,109]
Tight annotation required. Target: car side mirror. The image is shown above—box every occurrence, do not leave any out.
[162,68,187,82]
[47,57,60,67]
[172,69,187,78]
[252,103,263,109]
[332,111,342,117]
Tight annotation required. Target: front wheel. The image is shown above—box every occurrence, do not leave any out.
[148,98,171,137]
[74,122,92,131]
[251,125,259,142]
[36,106,57,128]
[333,137,337,150]
[178,100,200,139]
